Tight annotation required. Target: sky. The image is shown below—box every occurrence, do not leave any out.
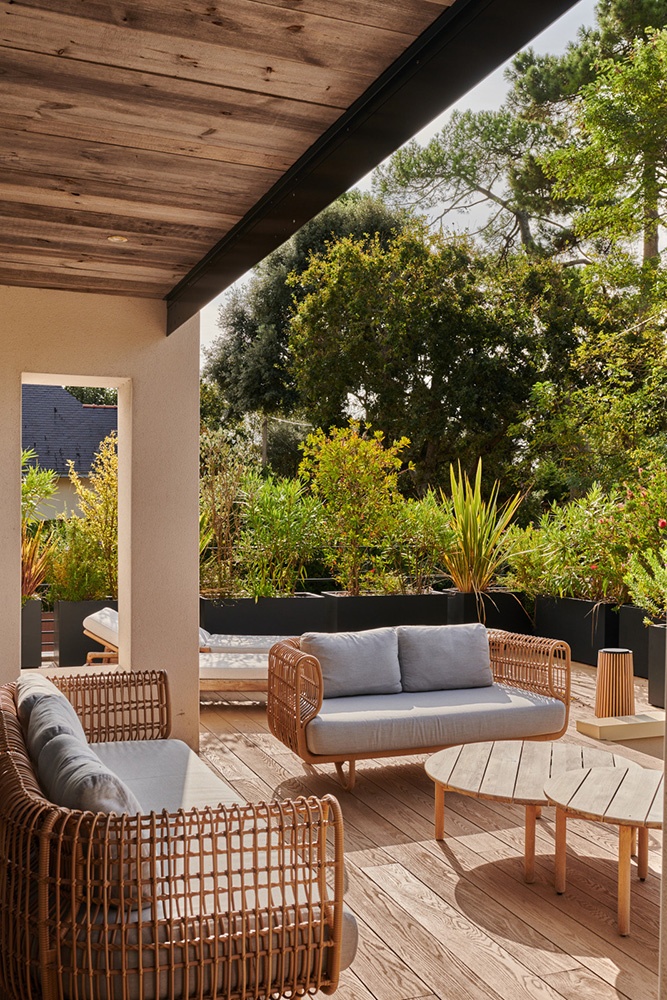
[199,0,598,360]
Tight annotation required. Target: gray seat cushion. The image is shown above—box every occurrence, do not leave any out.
[305,685,567,757]
[300,627,402,699]
[397,623,492,692]
[94,739,242,812]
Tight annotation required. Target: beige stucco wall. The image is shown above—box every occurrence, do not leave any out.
[0,285,200,747]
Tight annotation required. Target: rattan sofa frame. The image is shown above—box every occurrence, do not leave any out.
[0,669,346,1000]
[267,629,571,790]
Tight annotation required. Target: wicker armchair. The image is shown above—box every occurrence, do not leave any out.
[268,630,571,789]
[0,670,348,1000]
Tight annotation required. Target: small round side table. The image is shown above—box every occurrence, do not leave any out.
[595,647,635,718]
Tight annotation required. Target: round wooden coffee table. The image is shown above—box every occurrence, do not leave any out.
[544,765,663,935]
[425,741,635,882]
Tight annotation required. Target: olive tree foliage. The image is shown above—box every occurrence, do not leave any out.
[203,192,409,425]
[288,226,582,494]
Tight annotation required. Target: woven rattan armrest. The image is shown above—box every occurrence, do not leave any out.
[268,639,323,760]
[49,669,171,742]
[487,629,571,728]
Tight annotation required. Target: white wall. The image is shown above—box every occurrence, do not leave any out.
[0,286,200,747]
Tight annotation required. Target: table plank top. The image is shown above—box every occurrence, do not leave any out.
[544,767,663,829]
[426,741,636,806]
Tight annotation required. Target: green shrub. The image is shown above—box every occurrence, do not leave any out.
[238,473,321,597]
[300,423,409,596]
[384,492,453,594]
[46,518,108,602]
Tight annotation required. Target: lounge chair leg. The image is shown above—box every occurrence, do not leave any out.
[335,760,356,790]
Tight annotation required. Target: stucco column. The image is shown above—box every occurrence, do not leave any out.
[0,370,22,685]
[117,314,201,748]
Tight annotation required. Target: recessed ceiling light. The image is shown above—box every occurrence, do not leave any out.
[107,235,128,243]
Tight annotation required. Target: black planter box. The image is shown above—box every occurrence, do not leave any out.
[21,599,42,669]
[618,605,659,680]
[322,592,449,632]
[200,594,334,635]
[55,599,118,667]
[648,624,667,709]
[446,590,533,634]
[534,596,619,666]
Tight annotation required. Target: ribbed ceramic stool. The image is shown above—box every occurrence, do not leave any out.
[595,647,635,718]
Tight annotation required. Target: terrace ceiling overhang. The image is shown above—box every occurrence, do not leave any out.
[0,0,580,334]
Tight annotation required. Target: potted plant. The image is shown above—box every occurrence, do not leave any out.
[48,434,118,667]
[441,461,531,633]
[20,449,58,668]
[201,472,333,634]
[624,544,667,707]
[506,486,625,664]
[299,423,439,631]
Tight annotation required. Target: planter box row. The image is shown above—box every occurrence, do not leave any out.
[199,589,534,638]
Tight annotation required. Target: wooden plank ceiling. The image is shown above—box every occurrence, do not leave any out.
[0,0,455,299]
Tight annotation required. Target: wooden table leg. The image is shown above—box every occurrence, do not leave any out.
[555,807,567,894]
[434,782,445,840]
[525,804,537,883]
[637,827,649,881]
[618,825,634,936]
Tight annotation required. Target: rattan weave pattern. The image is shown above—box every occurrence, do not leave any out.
[0,671,345,1000]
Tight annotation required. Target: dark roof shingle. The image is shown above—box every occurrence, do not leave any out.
[22,386,117,476]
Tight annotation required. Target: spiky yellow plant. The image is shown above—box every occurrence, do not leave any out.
[442,460,522,596]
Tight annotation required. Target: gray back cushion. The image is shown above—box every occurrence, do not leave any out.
[397,624,493,692]
[15,672,66,726]
[38,734,142,814]
[301,627,402,699]
[27,694,87,762]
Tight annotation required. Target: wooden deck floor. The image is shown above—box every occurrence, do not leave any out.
[199,665,663,1000]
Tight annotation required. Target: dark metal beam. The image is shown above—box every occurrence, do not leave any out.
[166,0,579,334]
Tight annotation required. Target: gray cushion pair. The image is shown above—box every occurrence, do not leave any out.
[300,623,492,699]
[15,673,141,815]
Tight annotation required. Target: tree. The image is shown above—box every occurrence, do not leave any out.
[65,387,118,406]
[545,29,667,285]
[288,227,579,493]
[203,192,408,430]
[373,108,572,258]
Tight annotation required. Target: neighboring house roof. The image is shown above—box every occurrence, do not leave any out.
[22,386,117,477]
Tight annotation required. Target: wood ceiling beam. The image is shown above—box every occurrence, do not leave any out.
[166,0,580,334]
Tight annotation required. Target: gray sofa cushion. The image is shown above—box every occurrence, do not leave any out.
[301,627,402,699]
[305,686,566,757]
[94,739,241,813]
[397,623,493,692]
[27,694,87,762]
[38,734,142,814]
[15,672,67,726]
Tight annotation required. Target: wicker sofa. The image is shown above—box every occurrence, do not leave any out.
[268,625,571,789]
[0,669,357,1000]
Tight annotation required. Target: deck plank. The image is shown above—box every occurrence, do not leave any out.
[199,663,662,999]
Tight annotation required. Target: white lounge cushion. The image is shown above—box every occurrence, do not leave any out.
[199,631,288,653]
[198,651,268,683]
[27,693,87,762]
[301,627,402,699]
[94,739,241,812]
[83,607,119,648]
[38,734,142,814]
[397,623,493,692]
[305,686,567,757]
[15,672,67,725]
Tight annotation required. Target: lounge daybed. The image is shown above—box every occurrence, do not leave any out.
[268,624,571,789]
[0,669,357,999]
[83,608,284,690]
